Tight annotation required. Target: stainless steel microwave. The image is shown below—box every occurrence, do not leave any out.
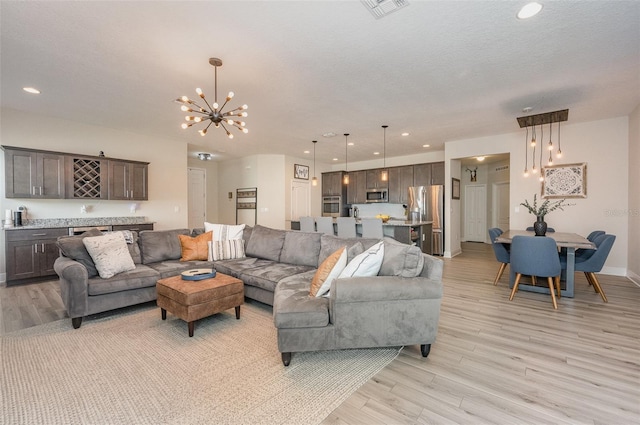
[322,196,342,217]
[365,189,388,203]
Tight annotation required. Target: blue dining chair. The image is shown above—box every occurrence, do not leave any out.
[509,235,562,309]
[574,230,606,259]
[488,228,510,285]
[587,230,606,242]
[562,234,615,302]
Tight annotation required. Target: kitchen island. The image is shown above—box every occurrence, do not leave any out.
[290,218,434,255]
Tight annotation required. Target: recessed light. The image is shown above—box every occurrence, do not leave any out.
[348,142,354,146]
[23,87,41,94]
[303,150,310,154]
[401,132,410,137]
[332,158,338,161]
[517,2,542,19]
[477,156,486,161]
[373,152,380,155]
[522,106,533,113]
[423,144,430,148]
[322,132,337,138]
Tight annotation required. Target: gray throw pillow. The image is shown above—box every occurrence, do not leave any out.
[56,228,104,277]
[378,237,425,277]
[319,235,368,265]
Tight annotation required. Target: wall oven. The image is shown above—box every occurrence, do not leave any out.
[322,196,342,217]
[365,189,388,203]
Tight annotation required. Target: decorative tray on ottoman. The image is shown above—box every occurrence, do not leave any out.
[181,268,217,281]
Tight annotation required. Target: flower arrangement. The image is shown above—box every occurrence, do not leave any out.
[520,194,571,218]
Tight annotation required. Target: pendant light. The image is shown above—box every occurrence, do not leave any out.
[311,140,318,186]
[517,109,568,178]
[343,133,350,185]
[523,126,529,177]
[380,125,388,182]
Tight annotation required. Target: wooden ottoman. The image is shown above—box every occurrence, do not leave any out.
[156,273,244,337]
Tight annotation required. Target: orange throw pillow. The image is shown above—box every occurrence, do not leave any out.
[309,246,347,297]
[179,231,212,261]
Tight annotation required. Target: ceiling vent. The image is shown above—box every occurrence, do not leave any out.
[362,0,410,19]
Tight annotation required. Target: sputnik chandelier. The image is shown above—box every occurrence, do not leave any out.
[175,58,248,138]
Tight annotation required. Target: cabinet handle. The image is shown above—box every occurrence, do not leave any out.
[41,243,45,252]
[32,186,36,195]
[31,233,47,236]
[39,186,43,195]
[33,244,38,254]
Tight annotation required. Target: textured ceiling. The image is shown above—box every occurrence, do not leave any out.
[1,1,639,165]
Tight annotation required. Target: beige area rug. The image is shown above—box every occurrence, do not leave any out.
[1,301,400,425]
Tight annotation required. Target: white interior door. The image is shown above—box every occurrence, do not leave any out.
[291,180,310,221]
[495,182,510,231]
[188,168,206,229]
[464,184,487,242]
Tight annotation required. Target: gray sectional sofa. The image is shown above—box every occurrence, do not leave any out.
[54,224,443,366]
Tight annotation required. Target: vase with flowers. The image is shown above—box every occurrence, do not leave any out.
[520,194,571,236]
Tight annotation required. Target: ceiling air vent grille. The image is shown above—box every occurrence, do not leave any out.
[362,0,410,19]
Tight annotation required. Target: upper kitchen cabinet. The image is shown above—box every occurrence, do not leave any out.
[366,169,388,190]
[108,160,149,200]
[65,155,109,199]
[431,162,445,185]
[346,170,366,204]
[388,165,414,204]
[321,171,345,197]
[414,162,444,186]
[3,147,65,198]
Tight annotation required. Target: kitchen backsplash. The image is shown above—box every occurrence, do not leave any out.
[351,203,406,218]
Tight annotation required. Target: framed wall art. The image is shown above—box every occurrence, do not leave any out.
[452,178,460,200]
[541,163,587,198]
[294,164,309,180]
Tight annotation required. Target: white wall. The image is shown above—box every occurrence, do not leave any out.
[446,116,630,275]
[0,108,189,281]
[628,104,640,283]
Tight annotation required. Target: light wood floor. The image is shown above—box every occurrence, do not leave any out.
[2,243,639,424]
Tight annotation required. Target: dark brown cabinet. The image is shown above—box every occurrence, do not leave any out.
[5,228,68,283]
[321,171,345,197]
[391,223,433,254]
[112,223,154,232]
[65,155,109,199]
[4,148,65,198]
[431,162,445,185]
[108,160,148,200]
[366,169,388,189]
[346,170,366,204]
[413,162,444,186]
[388,166,414,204]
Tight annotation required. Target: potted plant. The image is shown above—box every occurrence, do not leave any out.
[520,194,571,236]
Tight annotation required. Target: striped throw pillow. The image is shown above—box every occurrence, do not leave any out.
[208,239,246,261]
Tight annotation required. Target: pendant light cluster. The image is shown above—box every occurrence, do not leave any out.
[311,140,318,186]
[380,125,389,182]
[343,133,350,185]
[517,109,568,181]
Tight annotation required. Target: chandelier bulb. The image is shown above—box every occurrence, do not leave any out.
[530,139,536,147]
[181,123,189,129]
[185,116,193,121]
[194,117,202,123]
[557,149,562,158]
[539,175,544,182]
[524,169,529,177]
[180,105,190,112]
[242,104,248,110]
[180,96,189,102]
[227,91,234,99]
[242,128,249,133]
[213,102,219,110]
[199,129,207,136]
[548,141,553,151]
[241,112,248,117]
[227,131,234,139]
[227,119,234,125]
[312,177,318,186]
[532,166,537,174]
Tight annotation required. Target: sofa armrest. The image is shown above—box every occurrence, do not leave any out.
[330,276,442,304]
[420,254,443,281]
[54,256,89,318]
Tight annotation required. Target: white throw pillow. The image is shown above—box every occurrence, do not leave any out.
[338,241,384,279]
[204,222,246,241]
[207,239,246,261]
[82,232,136,279]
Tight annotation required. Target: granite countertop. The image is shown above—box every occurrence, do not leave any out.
[320,217,433,227]
[4,217,154,230]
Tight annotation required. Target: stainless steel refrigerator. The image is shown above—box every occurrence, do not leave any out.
[408,185,444,255]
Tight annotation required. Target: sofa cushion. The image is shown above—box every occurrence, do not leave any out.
[240,262,315,294]
[82,232,136,279]
[204,222,246,241]
[379,237,425,278]
[245,225,286,262]
[280,231,322,267]
[145,259,214,279]
[56,228,104,278]
[339,241,384,278]
[310,247,347,298]
[178,231,212,261]
[87,264,159,296]
[274,276,330,329]
[213,257,274,279]
[208,239,246,261]
[125,231,142,265]
[319,235,368,265]
[139,229,190,264]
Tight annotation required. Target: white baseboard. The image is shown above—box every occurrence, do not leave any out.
[627,270,640,287]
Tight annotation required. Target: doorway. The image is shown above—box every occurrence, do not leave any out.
[188,167,206,229]
[464,184,487,242]
[291,180,310,222]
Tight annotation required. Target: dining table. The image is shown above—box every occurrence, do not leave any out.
[494,230,596,298]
